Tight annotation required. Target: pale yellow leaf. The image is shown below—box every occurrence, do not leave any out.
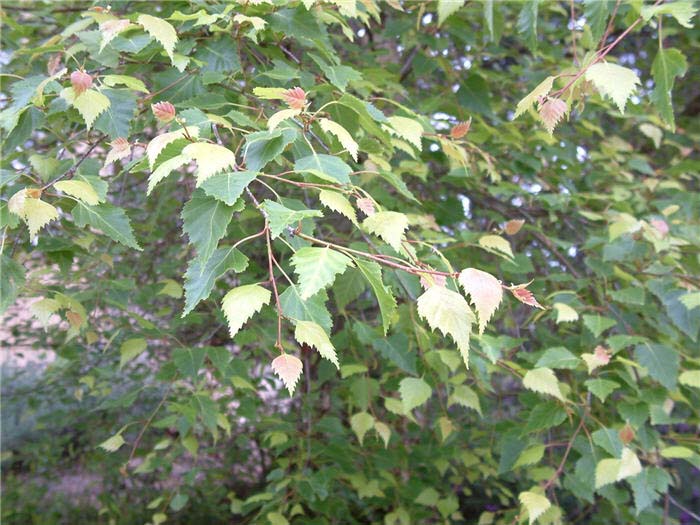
[384,116,423,150]
[267,108,300,131]
[271,353,303,395]
[294,320,339,368]
[147,154,190,195]
[137,14,178,63]
[350,412,375,445]
[478,234,514,259]
[585,62,640,114]
[23,198,59,240]
[233,14,267,30]
[104,137,132,166]
[183,142,237,185]
[515,76,555,118]
[538,98,567,134]
[146,127,199,169]
[519,491,551,525]
[319,118,359,161]
[318,189,358,225]
[522,367,564,401]
[458,268,503,334]
[61,88,111,129]
[417,286,475,370]
[553,302,578,323]
[363,211,408,252]
[221,284,271,339]
[54,180,100,205]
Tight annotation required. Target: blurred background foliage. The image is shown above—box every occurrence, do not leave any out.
[1,1,699,524]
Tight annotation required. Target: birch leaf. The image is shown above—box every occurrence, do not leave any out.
[294,320,339,368]
[318,118,359,161]
[417,286,475,369]
[221,284,271,339]
[458,268,503,334]
[271,353,303,395]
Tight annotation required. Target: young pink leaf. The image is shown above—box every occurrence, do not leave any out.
[70,70,93,96]
[510,284,544,309]
[152,101,176,123]
[356,197,376,217]
[538,98,567,134]
[104,137,132,165]
[282,87,307,110]
[504,219,525,235]
[419,273,447,290]
[650,218,669,237]
[450,118,471,139]
[458,268,503,334]
[271,353,303,395]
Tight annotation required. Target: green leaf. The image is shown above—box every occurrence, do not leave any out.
[515,76,555,119]
[279,287,332,334]
[119,338,147,369]
[243,129,297,173]
[350,412,375,445]
[221,284,271,339]
[582,314,617,337]
[73,202,141,250]
[200,170,257,206]
[0,255,25,314]
[173,347,207,379]
[137,14,178,64]
[417,286,475,370]
[183,246,248,316]
[294,320,338,368]
[584,0,610,41]
[585,378,620,402]
[437,0,465,26]
[94,88,137,140]
[634,343,679,390]
[363,211,409,252]
[522,368,564,401]
[535,347,579,369]
[448,384,482,416]
[355,260,397,334]
[524,402,567,432]
[650,48,688,131]
[641,1,697,28]
[517,0,540,51]
[181,190,234,262]
[585,62,640,114]
[399,377,432,412]
[291,246,352,300]
[261,200,322,239]
[294,154,352,185]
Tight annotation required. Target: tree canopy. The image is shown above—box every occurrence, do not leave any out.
[1,1,699,524]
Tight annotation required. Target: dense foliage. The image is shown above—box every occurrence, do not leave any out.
[2,1,699,524]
